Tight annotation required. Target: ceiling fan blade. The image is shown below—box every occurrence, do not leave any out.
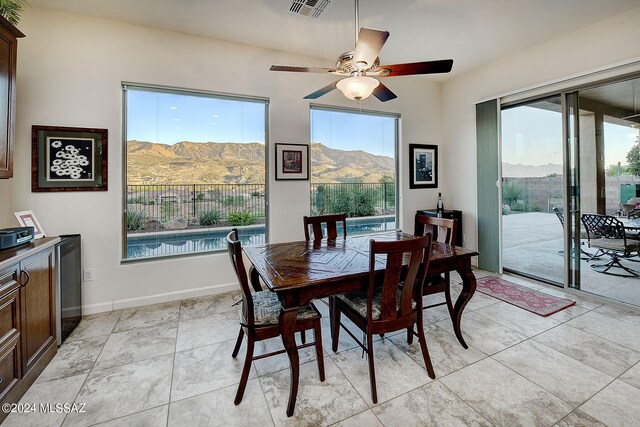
[270,65,337,73]
[353,28,389,70]
[372,82,397,102]
[303,81,339,99]
[377,59,454,77]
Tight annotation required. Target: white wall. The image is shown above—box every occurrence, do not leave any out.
[0,180,11,224]
[5,8,443,313]
[441,6,640,253]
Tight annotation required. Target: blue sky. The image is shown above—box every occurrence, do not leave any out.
[127,89,396,158]
[502,105,639,167]
[310,109,396,158]
[127,90,266,145]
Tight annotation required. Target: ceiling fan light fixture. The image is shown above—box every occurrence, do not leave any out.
[336,76,379,101]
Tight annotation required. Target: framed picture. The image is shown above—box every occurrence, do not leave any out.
[275,143,309,180]
[409,144,438,189]
[14,210,45,239]
[32,125,108,192]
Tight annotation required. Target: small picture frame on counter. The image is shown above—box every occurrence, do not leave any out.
[14,210,45,238]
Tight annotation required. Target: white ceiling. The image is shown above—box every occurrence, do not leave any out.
[26,0,640,79]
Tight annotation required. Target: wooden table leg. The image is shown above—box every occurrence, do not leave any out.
[452,261,477,349]
[280,307,300,417]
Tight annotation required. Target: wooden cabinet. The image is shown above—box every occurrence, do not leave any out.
[0,15,24,179]
[0,238,58,423]
[0,266,20,402]
[20,249,56,374]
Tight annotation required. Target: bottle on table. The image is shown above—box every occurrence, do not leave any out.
[436,193,444,218]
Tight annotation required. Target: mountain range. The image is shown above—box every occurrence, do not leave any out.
[126,140,395,184]
[502,162,563,177]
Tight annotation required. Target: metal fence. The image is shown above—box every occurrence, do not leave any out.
[311,182,396,217]
[126,184,266,226]
[126,182,396,230]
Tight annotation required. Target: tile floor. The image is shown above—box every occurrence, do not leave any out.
[5,269,640,426]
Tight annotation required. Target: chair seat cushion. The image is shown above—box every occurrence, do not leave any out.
[252,290,318,326]
[337,287,416,320]
[591,238,640,252]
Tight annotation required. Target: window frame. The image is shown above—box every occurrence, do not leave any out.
[309,103,400,232]
[121,82,270,262]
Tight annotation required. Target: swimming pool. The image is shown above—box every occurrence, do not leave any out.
[126,216,396,259]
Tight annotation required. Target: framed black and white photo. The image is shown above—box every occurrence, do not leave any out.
[409,144,438,189]
[32,126,108,192]
[275,143,309,180]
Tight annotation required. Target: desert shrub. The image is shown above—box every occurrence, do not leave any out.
[199,209,221,226]
[228,211,255,226]
[161,201,177,222]
[502,182,523,207]
[510,202,540,213]
[127,196,146,204]
[251,191,262,197]
[223,195,246,206]
[324,188,376,217]
[126,210,146,231]
[195,192,205,201]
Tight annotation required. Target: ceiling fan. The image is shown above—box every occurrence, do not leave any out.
[270,0,453,102]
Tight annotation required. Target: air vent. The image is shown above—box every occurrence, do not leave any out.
[290,0,331,19]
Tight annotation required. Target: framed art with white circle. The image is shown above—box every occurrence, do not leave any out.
[32,125,108,192]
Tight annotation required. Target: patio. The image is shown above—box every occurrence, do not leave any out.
[503,212,640,307]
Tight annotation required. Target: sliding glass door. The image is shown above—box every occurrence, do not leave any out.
[499,76,640,306]
[574,77,640,306]
[501,96,566,285]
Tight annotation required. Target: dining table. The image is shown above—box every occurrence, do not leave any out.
[243,230,479,417]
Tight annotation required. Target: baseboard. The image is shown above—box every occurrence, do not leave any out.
[81,301,115,315]
[81,282,239,315]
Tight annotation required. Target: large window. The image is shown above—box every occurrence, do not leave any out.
[123,84,268,260]
[310,106,398,234]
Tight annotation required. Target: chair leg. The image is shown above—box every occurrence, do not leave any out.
[331,299,341,353]
[313,321,325,382]
[416,314,435,379]
[590,253,639,277]
[366,331,378,404]
[231,327,244,358]
[300,330,306,344]
[234,333,254,405]
[406,326,414,345]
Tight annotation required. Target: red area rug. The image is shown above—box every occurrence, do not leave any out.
[477,277,576,317]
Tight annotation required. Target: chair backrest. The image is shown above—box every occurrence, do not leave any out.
[414,214,456,245]
[581,214,626,241]
[367,235,431,323]
[226,229,255,326]
[553,207,564,227]
[629,208,640,219]
[303,213,347,241]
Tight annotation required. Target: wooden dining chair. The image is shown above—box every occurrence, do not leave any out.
[303,213,347,241]
[329,235,434,403]
[226,229,325,405]
[414,214,456,317]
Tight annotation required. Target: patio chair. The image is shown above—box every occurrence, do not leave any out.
[552,207,594,260]
[580,214,640,277]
